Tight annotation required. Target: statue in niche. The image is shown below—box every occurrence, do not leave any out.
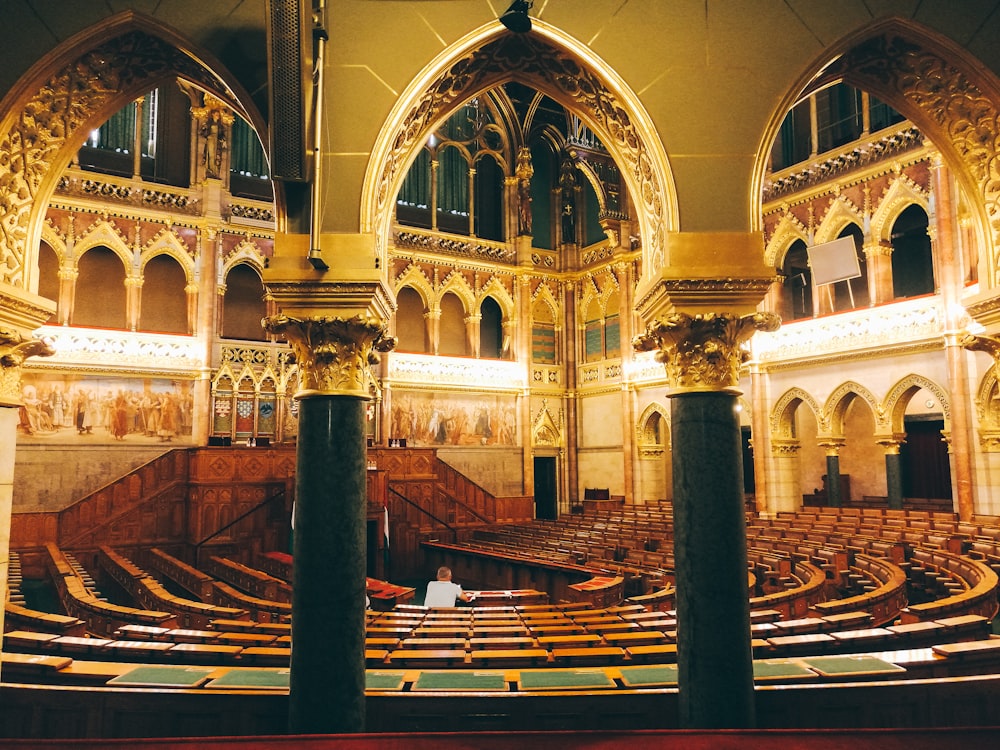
[515,147,533,235]
[202,108,227,179]
[559,156,577,245]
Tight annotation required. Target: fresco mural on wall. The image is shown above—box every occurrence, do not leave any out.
[17,373,195,444]
[389,391,517,447]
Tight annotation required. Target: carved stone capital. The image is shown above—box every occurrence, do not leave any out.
[0,329,55,407]
[632,311,780,394]
[962,333,1000,370]
[263,315,396,399]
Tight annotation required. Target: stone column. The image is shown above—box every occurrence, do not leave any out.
[818,439,845,507]
[0,290,56,662]
[747,358,771,514]
[882,440,905,510]
[864,239,894,305]
[263,313,394,734]
[634,310,778,729]
[563,281,579,509]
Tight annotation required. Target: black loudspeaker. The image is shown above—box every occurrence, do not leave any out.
[266,0,313,181]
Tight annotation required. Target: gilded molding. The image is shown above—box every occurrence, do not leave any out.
[373,34,668,278]
[830,34,1000,285]
[263,314,395,399]
[0,328,54,407]
[633,312,780,394]
[0,30,232,288]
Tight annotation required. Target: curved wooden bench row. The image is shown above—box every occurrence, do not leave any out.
[145,548,215,601]
[203,556,292,604]
[97,547,249,629]
[810,554,908,626]
[900,549,1000,623]
[3,602,86,636]
[210,581,290,623]
[44,544,177,637]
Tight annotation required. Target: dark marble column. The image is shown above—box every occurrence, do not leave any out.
[264,314,394,735]
[670,390,755,728]
[825,452,842,508]
[635,311,778,729]
[885,449,904,510]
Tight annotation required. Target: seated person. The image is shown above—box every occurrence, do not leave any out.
[424,565,475,607]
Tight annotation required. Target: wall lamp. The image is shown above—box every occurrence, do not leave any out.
[500,1,533,33]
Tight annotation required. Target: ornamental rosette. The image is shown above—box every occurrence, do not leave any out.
[263,315,396,398]
[633,312,780,394]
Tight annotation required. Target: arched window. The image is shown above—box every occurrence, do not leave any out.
[532,299,556,364]
[584,297,603,363]
[222,264,267,341]
[781,239,812,321]
[438,292,468,356]
[394,287,427,353]
[142,254,188,334]
[891,205,934,299]
[479,296,503,359]
[474,154,504,242]
[604,290,621,358]
[73,247,126,329]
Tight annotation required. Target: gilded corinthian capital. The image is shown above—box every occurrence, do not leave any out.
[0,328,55,407]
[263,315,396,399]
[633,312,780,394]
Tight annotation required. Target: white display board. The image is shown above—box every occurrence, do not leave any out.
[806,236,861,286]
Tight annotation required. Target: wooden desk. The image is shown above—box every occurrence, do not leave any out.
[468,648,550,667]
[536,634,601,649]
[215,632,277,647]
[236,646,290,666]
[206,667,290,690]
[469,636,536,650]
[551,646,626,666]
[397,637,468,650]
[386,649,469,668]
[602,630,667,647]
[167,643,244,664]
[622,643,677,664]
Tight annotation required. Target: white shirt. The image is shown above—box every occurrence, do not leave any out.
[424,580,464,608]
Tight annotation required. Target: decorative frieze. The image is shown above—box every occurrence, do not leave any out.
[387,352,525,392]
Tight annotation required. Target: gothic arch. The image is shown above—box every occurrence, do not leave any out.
[531,282,561,323]
[771,387,824,440]
[219,239,268,285]
[814,195,864,245]
[139,229,195,284]
[362,21,677,286]
[392,266,434,310]
[73,220,133,270]
[0,12,260,293]
[477,276,514,320]
[883,373,951,433]
[636,402,670,456]
[825,381,882,435]
[436,271,476,314]
[869,176,930,243]
[755,18,1000,288]
[764,212,810,269]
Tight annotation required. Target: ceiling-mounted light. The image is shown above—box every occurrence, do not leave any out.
[500,1,533,33]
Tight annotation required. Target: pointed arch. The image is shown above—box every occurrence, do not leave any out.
[73,219,133,269]
[764,212,810,269]
[219,238,268,283]
[825,381,882,435]
[362,21,677,285]
[436,271,476,314]
[883,373,951,434]
[771,387,824,439]
[754,18,1000,287]
[0,11,262,292]
[636,402,670,456]
[392,265,434,309]
[477,276,515,320]
[814,195,864,245]
[869,175,931,244]
[140,228,196,284]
